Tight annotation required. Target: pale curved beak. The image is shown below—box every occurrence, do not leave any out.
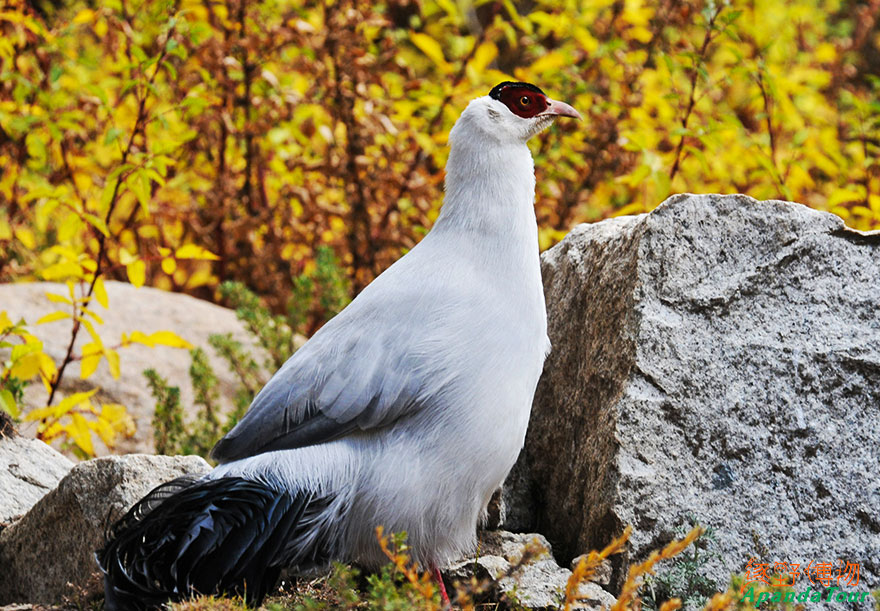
[542,98,582,120]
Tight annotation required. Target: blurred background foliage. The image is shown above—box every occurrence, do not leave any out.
[1,0,878,317]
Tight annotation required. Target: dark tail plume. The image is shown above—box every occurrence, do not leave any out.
[98,476,311,610]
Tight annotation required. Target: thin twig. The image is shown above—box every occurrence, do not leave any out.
[756,68,777,166]
[47,14,179,406]
[669,6,724,181]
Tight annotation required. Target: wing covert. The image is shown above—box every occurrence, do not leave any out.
[210,313,426,463]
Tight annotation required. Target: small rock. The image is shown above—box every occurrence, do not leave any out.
[569,555,613,586]
[446,531,616,610]
[0,435,73,525]
[481,530,555,564]
[0,453,211,605]
[569,581,617,610]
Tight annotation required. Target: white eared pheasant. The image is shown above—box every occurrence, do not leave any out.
[99,81,580,609]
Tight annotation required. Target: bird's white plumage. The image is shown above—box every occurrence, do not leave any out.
[210,93,556,570]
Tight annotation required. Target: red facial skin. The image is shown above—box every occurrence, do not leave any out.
[497,87,549,118]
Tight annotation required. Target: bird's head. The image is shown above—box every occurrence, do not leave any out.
[456,81,581,144]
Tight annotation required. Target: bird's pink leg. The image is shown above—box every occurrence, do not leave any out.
[433,566,451,608]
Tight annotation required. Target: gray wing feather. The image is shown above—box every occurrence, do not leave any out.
[210,309,428,463]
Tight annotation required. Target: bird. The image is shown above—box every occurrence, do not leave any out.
[98,81,580,610]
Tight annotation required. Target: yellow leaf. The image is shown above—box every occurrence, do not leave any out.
[118,248,136,265]
[14,227,35,249]
[24,405,54,422]
[92,417,116,445]
[0,389,17,418]
[827,187,864,207]
[105,348,120,379]
[529,50,567,74]
[69,412,95,456]
[57,213,82,242]
[124,330,153,346]
[147,330,193,349]
[409,32,452,73]
[101,402,135,436]
[82,213,109,237]
[78,317,103,347]
[80,343,103,379]
[126,259,146,287]
[467,41,498,76]
[573,26,599,53]
[10,352,41,380]
[815,42,836,62]
[72,8,95,24]
[94,276,109,308]
[81,307,105,325]
[38,353,57,391]
[94,17,107,37]
[41,261,84,281]
[615,202,647,216]
[80,354,101,379]
[161,257,177,275]
[36,311,70,324]
[174,244,220,260]
[41,421,64,442]
[627,25,653,43]
[0,311,13,333]
[56,388,99,411]
[44,292,72,305]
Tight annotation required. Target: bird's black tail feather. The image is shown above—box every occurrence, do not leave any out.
[98,476,312,610]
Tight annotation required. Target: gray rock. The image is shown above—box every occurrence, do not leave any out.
[0,281,272,454]
[570,556,612,586]
[508,194,880,600]
[446,531,616,610]
[496,455,537,532]
[0,453,210,605]
[0,433,72,525]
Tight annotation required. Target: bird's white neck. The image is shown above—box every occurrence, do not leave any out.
[433,117,538,249]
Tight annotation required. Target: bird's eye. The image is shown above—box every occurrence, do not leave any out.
[519,96,531,106]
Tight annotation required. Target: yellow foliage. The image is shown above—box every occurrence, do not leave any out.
[0,232,192,457]
[24,386,135,457]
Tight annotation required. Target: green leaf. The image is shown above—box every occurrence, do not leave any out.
[104,127,124,145]
[82,213,110,237]
[131,45,148,64]
[0,389,19,418]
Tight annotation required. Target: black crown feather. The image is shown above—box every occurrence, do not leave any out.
[488,81,546,100]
